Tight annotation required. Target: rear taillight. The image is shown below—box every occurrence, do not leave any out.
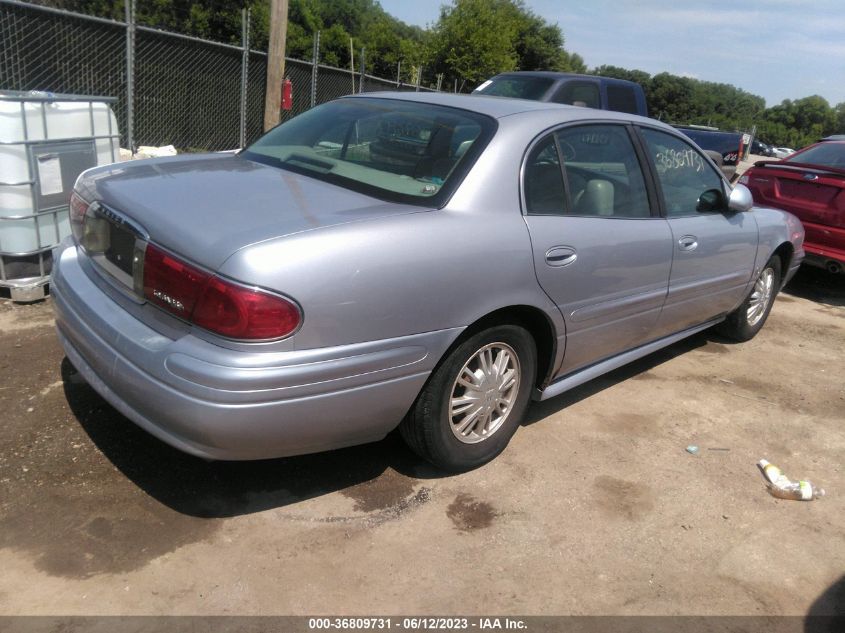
[142,243,301,340]
[192,276,301,340]
[69,191,90,242]
[70,191,110,252]
[143,243,210,318]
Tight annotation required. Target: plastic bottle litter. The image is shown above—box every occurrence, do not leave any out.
[686,445,700,455]
[757,459,825,501]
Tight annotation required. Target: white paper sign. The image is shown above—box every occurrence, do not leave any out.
[38,156,63,196]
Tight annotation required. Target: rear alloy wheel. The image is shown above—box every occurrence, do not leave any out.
[718,256,781,341]
[449,342,521,444]
[400,325,536,472]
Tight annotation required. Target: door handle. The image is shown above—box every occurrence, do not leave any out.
[545,246,577,267]
[678,235,698,251]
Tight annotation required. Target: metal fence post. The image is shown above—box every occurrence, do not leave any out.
[239,7,250,148]
[124,0,135,151]
[349,38,355,94]
[310,31,320,109]
[358,48,365,93]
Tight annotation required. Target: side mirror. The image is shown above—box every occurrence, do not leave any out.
[728,183,754,213]
[696,188,725,213]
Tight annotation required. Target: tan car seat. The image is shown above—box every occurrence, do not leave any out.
[574,179,614,215]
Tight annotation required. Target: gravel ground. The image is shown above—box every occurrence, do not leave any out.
[0,267,843,616]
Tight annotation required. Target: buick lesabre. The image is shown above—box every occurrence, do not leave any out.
[53,93,805,471]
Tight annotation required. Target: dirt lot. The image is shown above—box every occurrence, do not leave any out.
[0,267,843,617]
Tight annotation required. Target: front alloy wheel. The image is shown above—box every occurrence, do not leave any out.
[718,255,781,342]
[746,266,775,327]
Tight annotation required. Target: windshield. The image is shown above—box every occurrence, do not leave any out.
[242,98,496,207]
[473,76,555,100]
[786,143,845,169]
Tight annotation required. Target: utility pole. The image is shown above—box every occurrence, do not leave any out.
[263,0,289,131]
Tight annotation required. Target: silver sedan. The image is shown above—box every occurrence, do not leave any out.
[53,93,804,471]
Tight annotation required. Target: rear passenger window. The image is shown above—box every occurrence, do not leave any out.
[555,125,650,218]
[524,137,566,215]
[606,85,638,114]
[553,81,600,108]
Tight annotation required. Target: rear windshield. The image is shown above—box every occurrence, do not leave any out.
[473,76,555,100]
[786,143,845,169]
[243,98,496,207]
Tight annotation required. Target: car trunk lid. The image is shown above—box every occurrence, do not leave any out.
[747,161,845,229]
[79,152,422,272]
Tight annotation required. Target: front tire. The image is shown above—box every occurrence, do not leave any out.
[718,256,781,341]
[400,325,536,472]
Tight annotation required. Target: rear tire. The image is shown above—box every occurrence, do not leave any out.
[400,325,536,472]
[717,256,781,341]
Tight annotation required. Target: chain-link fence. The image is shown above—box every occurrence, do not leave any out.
[0,0,438,152]
[0,1,128,136]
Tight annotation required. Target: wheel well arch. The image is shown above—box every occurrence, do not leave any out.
[772,242,794,287]
[446,305,558,390]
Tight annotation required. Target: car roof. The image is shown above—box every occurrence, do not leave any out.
[344,91,663,127]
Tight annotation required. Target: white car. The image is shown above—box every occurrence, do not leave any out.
[772,147,795,159]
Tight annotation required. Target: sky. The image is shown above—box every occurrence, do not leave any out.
[378,0,845,108]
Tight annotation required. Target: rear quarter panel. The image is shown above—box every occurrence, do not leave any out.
[752,206,804,284]
[218,209,558,351]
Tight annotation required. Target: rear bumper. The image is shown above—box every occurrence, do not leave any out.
[52,242,458,460]
[802,221,845,271]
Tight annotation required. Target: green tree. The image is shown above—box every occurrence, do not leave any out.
[47,0,842,142]
[758,96,838,147]
[593,65,651,87]
[428,0,582,88]
[512,9,565,70]
[835,102,845,133]
[428,0,520,85]
[648,72,696,122]
[559,50,587,74]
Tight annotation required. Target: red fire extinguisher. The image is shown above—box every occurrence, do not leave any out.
[281,78,292,111]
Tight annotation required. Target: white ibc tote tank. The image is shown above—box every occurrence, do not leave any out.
[0,91,120,301]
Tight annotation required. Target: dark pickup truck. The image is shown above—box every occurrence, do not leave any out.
[673,125,746,181]
[472,71,648,117]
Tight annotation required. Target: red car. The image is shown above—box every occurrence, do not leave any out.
[740,140,845,274]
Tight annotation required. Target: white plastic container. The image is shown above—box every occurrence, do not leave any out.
[0,91,120,300]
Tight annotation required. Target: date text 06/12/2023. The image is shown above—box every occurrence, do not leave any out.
[307,618,528,630]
